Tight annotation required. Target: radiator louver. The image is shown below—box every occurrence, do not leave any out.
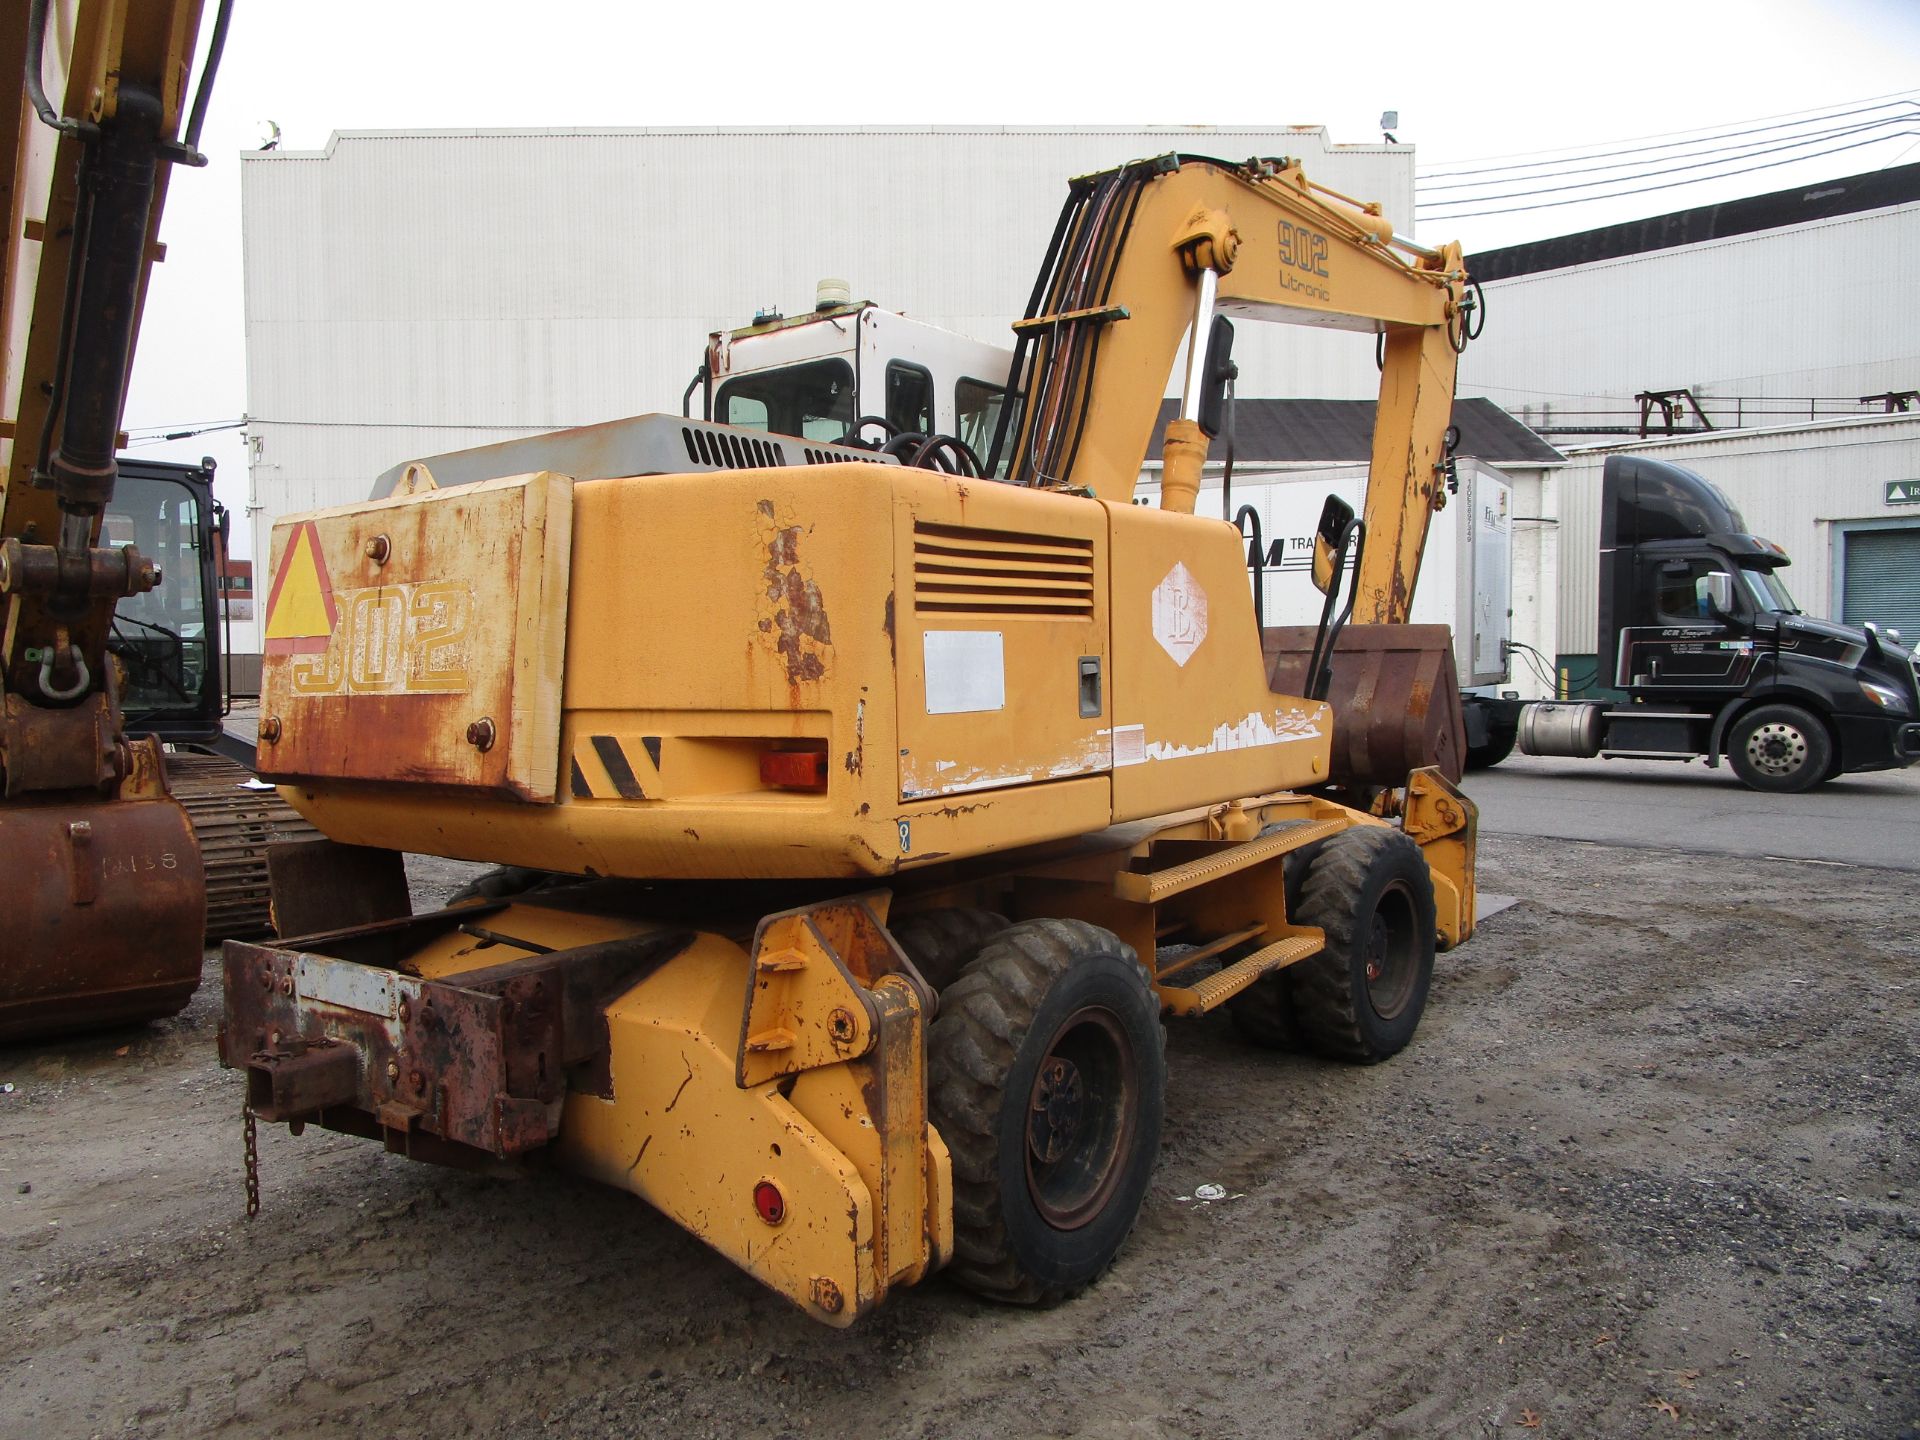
[913,521,1095,618]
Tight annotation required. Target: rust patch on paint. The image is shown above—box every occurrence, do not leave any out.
[759,521,832,687]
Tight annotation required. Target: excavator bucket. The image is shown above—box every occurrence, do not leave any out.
[0,793,205,1042]
[1262,623,1466,788]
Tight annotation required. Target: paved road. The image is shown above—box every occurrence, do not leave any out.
[1462,751,1920,872]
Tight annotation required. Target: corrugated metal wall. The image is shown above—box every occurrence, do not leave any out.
[1553,415,1920,655]
[241,127,1414,575]
[1458,204,1920,439]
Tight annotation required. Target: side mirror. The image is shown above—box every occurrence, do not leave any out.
[1196,316,1237,439]
[1311,494,1356,596]
[1704,571,1735,618]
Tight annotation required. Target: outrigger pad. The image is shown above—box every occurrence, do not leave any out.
[1262,623,1466,786]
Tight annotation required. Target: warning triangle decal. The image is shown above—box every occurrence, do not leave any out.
[263,521,339,655]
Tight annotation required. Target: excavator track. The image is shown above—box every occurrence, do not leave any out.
[166,752,319,941]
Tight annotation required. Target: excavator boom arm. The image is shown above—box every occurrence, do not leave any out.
[1000,155,1468,622]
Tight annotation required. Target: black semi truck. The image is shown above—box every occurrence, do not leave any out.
[1487,455,1920,793]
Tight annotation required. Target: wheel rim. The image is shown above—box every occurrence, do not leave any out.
[1364,879,1421,1021]
[1025,1006,1137,1230]
[1744,721,1808,779]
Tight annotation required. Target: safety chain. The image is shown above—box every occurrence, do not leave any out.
[242,1103,260,1219]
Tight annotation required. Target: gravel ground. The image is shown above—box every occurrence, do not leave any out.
[1,835,1915,1440]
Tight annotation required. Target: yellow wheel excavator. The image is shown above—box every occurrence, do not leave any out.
[222,153,1482,1323]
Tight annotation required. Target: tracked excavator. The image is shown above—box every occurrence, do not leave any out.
[222,153,1481,1324]
[0,0,265,1041]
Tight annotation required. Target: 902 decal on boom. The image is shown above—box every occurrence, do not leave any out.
[1276,220,1332,302]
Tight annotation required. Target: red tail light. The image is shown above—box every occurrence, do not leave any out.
[760,750,828,792]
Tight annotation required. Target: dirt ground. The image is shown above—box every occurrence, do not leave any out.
[2,833,1915,1440]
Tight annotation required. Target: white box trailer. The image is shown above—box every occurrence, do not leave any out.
[1139,459,1515,682]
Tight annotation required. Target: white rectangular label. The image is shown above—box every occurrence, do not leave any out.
[923,630,1006,715]
[295,955,396,1018]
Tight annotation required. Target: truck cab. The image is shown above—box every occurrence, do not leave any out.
[1520,455,1920,791]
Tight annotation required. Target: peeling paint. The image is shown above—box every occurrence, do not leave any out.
[1141,706,1322,763]
[844,698,865,776]
[901,731,1109,799]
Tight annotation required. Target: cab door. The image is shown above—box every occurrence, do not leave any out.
[1618,554,1756,691]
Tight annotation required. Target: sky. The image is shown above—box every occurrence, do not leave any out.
[119,0,1920,560]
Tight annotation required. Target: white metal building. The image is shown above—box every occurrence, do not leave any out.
[1459,163,1920,444]
[239,124,1416,611]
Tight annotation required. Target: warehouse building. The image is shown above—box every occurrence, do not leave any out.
[238,132,1918,690]
[237,123,1415,643]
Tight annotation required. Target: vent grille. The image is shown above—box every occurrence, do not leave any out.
[679,425,787,470]
[913,521,1095,618]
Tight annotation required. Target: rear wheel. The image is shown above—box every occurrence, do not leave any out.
[1288,827,1436,1064]
[1727,703,1832,794]
[1465,724,1517,771]
[928,919,1166,1305]
[887,907,1009,993]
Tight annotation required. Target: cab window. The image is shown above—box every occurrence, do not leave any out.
[715,359,854,442]
[956,377,1016,478]
[885,362,934,435]
[1653,558,1724,624]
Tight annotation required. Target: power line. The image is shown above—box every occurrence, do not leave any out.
[1419,108,1917,192]
[1416,134,1916,220]
[1418,120,1916,212]
[1416,85,1920,172]
[123,418,249,445]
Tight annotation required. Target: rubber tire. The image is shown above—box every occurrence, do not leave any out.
[1227,820,1329,1051]
[928,918,1166,1305]
[1465,725,1517,771]
[1727,703,1833,794]
[1288,827,1437,1064]
[446,865,557,907]
[887,907,1010,993]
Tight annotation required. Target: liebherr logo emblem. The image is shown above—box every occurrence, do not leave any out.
[1151,563,1208,667]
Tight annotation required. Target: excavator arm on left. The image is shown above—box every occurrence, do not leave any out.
[0,0,227,1041]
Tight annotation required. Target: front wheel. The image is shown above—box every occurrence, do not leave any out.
[928,919,1166,1305]
[1727,703,1833,794]
[1288,827,1437,1064]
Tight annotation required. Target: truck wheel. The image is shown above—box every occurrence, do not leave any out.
[1465,725,1517,771]
[1727,703,1832,794]
[929,919,1166,1305]
[1288,827,1436,1064]
[887,907,1009,992]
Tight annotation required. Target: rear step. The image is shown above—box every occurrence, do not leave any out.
[1157,932,1324,1016]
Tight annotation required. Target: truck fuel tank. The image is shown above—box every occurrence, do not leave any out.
[1517,701,1605,759]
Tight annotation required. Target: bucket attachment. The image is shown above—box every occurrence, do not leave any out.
[1262,623,1466,787]
[0,795,205,1042]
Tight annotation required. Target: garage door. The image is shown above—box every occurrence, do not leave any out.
[1842,526,1920,639]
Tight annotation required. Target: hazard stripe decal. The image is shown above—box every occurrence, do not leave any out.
[591,736,646,799]
[569,735,666,800]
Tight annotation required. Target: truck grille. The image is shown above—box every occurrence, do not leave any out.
[912,522,1096,618]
